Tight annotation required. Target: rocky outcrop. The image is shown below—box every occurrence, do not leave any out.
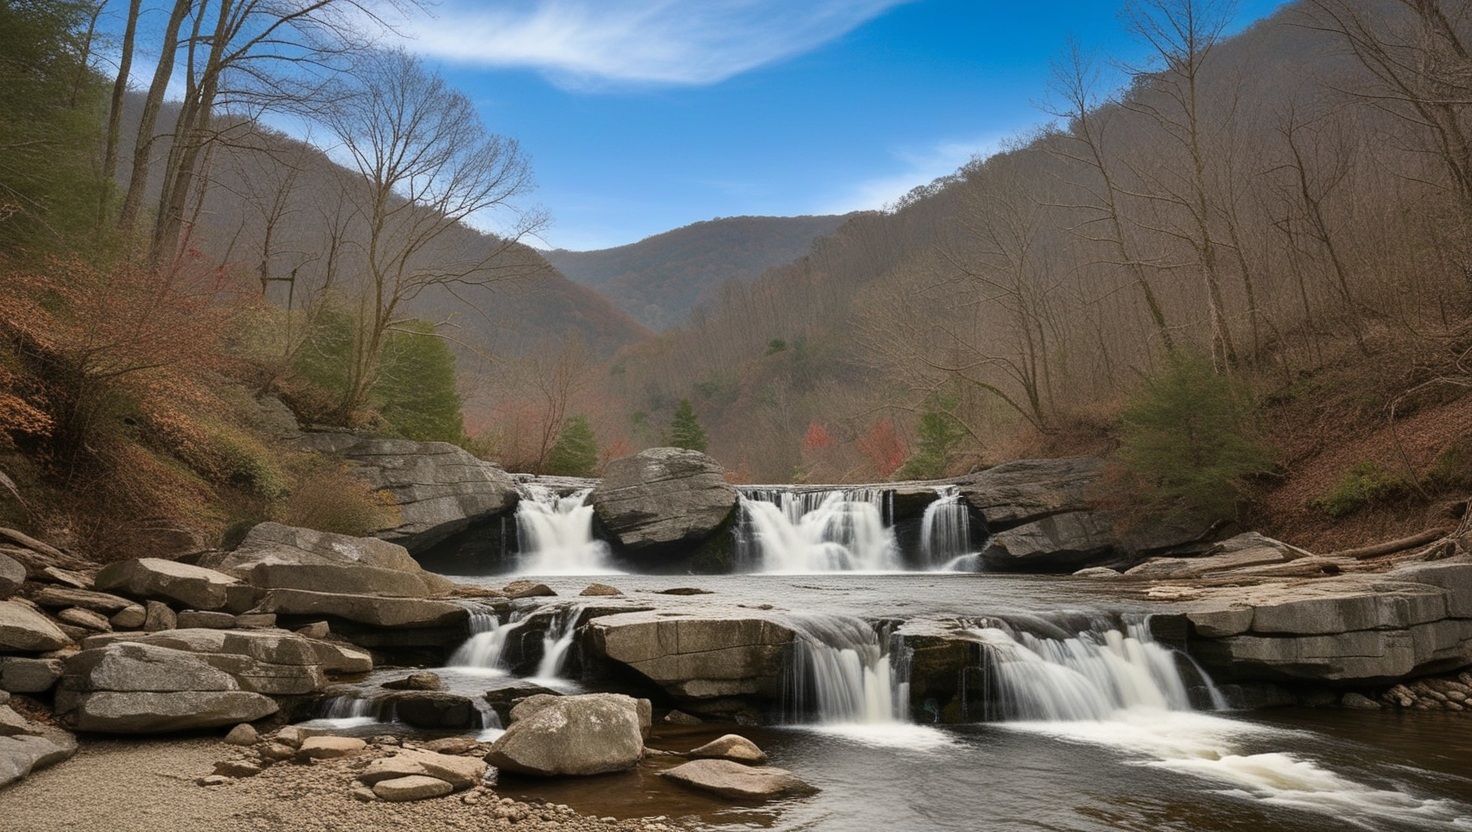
[0,553,24,598]
[296,433,518,552]
[591,448,738,559]
[77,628,371,694]
[58,642,279,733]
[1185,560,1472,684]
[585,611,793,706]
[660,759,817,800]
[958,457,1104,531]
[201,522,454,597]
[94,559,242,612]
[1125,533,1301,580]
[0,694,77,788]
[980,511,1117,572]
[485,693,647,776]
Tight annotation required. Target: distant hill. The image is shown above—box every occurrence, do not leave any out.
[544,214,852,331]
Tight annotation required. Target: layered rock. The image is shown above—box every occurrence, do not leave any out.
[94,559,243,612]
[0,695,77,788]
[76,628,371,695]
[958,457,1104,530]
[0,600,71,652]
[585,611,793,706]
[591,448,738,561]
[296,433,517,552]
[200,523,453,597]
[980,511,1117,572]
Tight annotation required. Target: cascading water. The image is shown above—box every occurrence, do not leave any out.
[515,484,615,575]
[920,485,977,571]
[737,489,902,572]
[446,607,515,673]
[783,615,911,725]
[532,607,579,681]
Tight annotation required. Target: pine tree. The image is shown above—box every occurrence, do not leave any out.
[546,416,599,476]
[668,399,708,452]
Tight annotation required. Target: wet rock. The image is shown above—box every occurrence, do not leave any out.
[372,774,454,802]
[656,587,713,595]
[95,558,240,611]
[660,759,817,800]
[486,693,646,776]
[293,434,518,552]
[587,612,793,701]
[980,511,1117,573]
[686,734,766,765]
[662,710,703,725]
[0,600,72,652]
[253,589,467,630]
[381,671,442,691]
[1340,692,1380,710]
[580,583,622,597]
[502,581,555,599]
[591,448,738,554]
[388,691,476,730]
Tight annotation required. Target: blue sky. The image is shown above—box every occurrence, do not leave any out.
[402,0,1290,251]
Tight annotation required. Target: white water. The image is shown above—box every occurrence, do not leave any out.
[532,607,579,681]
[920,486,974,569]
[737,489,902,572]
[980,622,1470,829]
[515,485,618,575]
[785,615,909,724]
[446,608,516,674]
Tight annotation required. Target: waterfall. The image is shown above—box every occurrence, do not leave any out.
[783,615,910,724]
[532,607,579,680]
[736,489,902,572]
[970,619,1217,721]
[447,608,518,673]
[920,485,974,570]
[515,484,615,575]
[316,693,394,724]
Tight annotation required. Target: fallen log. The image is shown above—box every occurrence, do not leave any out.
[1329,528,1450,561]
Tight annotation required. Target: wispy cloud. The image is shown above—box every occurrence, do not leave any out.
[819,134,1011,214]
[405,0,909,88]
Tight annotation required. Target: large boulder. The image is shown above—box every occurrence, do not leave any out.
[958,457,1104,531]
[591,448,738,554]
[586,611,793,701]
[295,433,518,552]
[0,600,71,652]
[199,523,453,597]
[0,701,76,788]
[387,691,477,729]
[485,693,646,776]
[980,511,1118,572]
[58,642,278,733]
[78,628,371,695]
[660,759,817,800]
[94,558,240,611]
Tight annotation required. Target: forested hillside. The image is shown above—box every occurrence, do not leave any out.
[544,214,851,331]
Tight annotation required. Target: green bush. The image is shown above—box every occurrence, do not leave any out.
[898,398,966,480]
[1117,351,1273,523]
[375,321,464,443]
[668,399,709,452]
[1314,461,1416,517]
[1424,442,1472,492]
[546,415,599,476]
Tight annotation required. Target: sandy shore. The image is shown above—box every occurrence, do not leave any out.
[0,738,689,832]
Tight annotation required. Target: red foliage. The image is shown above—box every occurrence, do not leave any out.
[602,436,632,464]
[856,417,907,477]
[803,421,831,451]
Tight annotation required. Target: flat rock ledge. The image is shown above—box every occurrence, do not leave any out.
[660,759,817,800]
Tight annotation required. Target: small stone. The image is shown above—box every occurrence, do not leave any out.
[382,672,442,691]
[144,601,176,632]
[110,604,148,630]
[1072,567,1120,578]
[197,775,232,787]
[40,567,91,590]
[372,775,454,802]
[258,742,294,762]
[274,726,306,748]
[502,581,555,599]
[297,736,367,760]
[461,792,480,805]
[57,607,111,632]
[661,710,702,725]
[176,610,236,629]
[655,587,712,595]
[213,760,263,778]
[579,583,622,597]
[686,734,767,765]
[372,735,401,747]
[295,621,330,639]
[423,736,480,755]
[224,723,259,745]
[350,784,378,802]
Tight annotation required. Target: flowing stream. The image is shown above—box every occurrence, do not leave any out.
[514,484,617,575]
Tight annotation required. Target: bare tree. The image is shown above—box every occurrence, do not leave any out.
[320,47,545,421]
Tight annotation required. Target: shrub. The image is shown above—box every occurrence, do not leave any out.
[374,321,464,443]
[1424,441,1472,492]
[270,456,399,537]
[668,399,708,452]
[1314,461,1417,517]
[545,415,599,477]
[898,399,966,480]
[1116,351,1274,523]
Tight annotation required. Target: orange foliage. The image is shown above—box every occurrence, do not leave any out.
[856,417,907,478]
[803,421,831,451]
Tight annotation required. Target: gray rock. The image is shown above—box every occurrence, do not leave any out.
[0,600,72,652]
[580,583,622,597]
[234,613,276,629]
[506,692,651,738]
[587,612,793,700]
[1341,692,1381,710]
[1392,562,1472,618]
[176,611,236,629]
[39,567,92,590]
[1072,567,1120,578]
[110,605,147,630]
[254,588,468,630]
[57,607,112,632]
[0,657,64,693]
[958,457,1104,531]
[224,723,259,745]
[74,687,278,733]
[502,581,555,599]
[29,586,137,614]
[660,759,817,800]
[381,672,441,691]
[295,621,330,639]
[686,734,766,765]
[144,601,176,632]
[1196,618,1472,683]
[388,691,476,729]
[661,710,703,725]
[980,511,1118,573]
[0,552,25,598]
[0,732,77,788]
[95,558,240,611]
[297,736,367,759]
[202,523,454,596]
[359,749,486,790]
[65,642,239,693]
[591,448,737,553]
[294,434,518,552]
[486,693,646,776]
[372,774,453,802]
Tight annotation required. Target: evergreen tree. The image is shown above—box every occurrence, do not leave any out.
[374,321,464,443]
[899,401,966,480]
[668,399,708,452]
[546,415,598,476]
[1118,351,1273,522]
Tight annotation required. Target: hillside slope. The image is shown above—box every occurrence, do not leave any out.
[544,214,851,331]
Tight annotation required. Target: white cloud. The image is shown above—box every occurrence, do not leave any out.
[819,134,1010,214]
[404,0,908,87]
